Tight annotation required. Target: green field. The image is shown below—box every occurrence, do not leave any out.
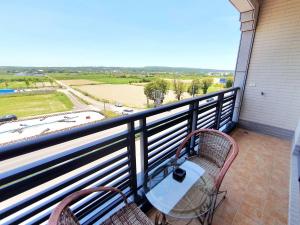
[49,73,155,84]
[0,92,73,118]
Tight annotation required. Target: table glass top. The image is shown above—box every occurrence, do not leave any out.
[144,160,215,219]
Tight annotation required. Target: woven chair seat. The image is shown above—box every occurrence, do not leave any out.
[49,187,154,225]
[188,156,221,190]
[102,203,154,225]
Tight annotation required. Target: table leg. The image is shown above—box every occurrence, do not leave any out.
[155,212,168,225]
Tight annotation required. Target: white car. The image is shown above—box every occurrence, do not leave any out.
[115,102,123,107]
[122,109,134,115]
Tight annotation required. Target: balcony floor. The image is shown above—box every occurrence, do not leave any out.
[147,128,291,225]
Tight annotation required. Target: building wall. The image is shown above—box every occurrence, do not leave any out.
[240,0,300,133]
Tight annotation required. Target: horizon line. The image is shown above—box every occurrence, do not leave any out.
[0,65,235,71]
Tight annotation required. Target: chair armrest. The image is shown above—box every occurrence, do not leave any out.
[48,186,128,225]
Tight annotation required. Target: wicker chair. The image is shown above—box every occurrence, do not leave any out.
[48,186,154,225]
[175,129,239,224]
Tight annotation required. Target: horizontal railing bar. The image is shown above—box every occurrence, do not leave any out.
[148,132,187,159]
[0,154,129,218]
[146,109,190,130]
[197,108,216,119]
[223,95,235,102]
[197,102,217,114]
[197,120,216,129]
[223,97,234,103]
[0,87,239,159]
[221,104,233,113]
[147,115,189,137]
[221,107,233,116]
[148,124,187,146]
[148,145,181,171]
[148,129,187,153]
[1,140,128,201]
[221,109,233,118]
[197,113,217,125]
[1,131,128,183]
[220,116,232,127]
[197,116,217,127]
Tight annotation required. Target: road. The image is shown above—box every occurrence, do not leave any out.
[55,79,139,114]
[58,89,90,111]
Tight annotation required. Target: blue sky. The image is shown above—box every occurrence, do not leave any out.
[0,0,240,70]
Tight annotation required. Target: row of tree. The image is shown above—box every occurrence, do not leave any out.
[0,77,55,88]
[144,77,233,106]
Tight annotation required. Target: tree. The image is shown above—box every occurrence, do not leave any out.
[173,79,185,101]
[187,79,201,97]
[25,79,30,88]
[200,78,213,94]
[144,79,169,106]
[225,77,234,88]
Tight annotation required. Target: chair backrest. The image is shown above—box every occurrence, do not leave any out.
[48,187,128,225]
[197,130,233,168]
[175,129,239,189]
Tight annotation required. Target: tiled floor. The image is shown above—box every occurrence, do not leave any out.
[147,128,291,225]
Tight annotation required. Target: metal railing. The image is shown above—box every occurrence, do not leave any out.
[0,87,239,224]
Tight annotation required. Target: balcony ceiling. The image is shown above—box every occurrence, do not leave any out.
[229,0,259,12]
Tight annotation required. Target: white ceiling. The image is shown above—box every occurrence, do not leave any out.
[229,0,256,12]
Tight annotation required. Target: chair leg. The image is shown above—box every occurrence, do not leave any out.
[207,190,227,225]
[214,190,227,210]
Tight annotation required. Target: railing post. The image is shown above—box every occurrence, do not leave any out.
[188,101,199,155]
[139,118,148,189]
[215,93,224,130]
[127,121,138,202]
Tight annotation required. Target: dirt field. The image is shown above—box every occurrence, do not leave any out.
[59,80,101,86]
[76,84,191,108]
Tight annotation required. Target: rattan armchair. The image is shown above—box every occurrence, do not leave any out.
[48,186,154,225]
[175,128,239,224]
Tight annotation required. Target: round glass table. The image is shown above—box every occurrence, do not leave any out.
[144,160,215,224]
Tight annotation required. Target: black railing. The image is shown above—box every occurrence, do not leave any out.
[0,87,239,224]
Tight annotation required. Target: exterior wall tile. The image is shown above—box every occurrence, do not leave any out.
[240,0,300,131]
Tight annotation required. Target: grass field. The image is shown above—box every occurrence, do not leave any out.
[100,110,120,118]
[49,73,154,84]
[0,92,73,118]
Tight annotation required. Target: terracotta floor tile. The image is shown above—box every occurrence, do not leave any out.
[232,212,261,225]
[238,201,264,224]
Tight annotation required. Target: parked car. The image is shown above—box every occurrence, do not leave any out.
[122,109,134,115]
[0,114,17,123]
[206,97,215,103]
[115,102,123,107]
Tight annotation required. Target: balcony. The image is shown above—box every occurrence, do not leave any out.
[0,87,291,225]
[147,128,291,225]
